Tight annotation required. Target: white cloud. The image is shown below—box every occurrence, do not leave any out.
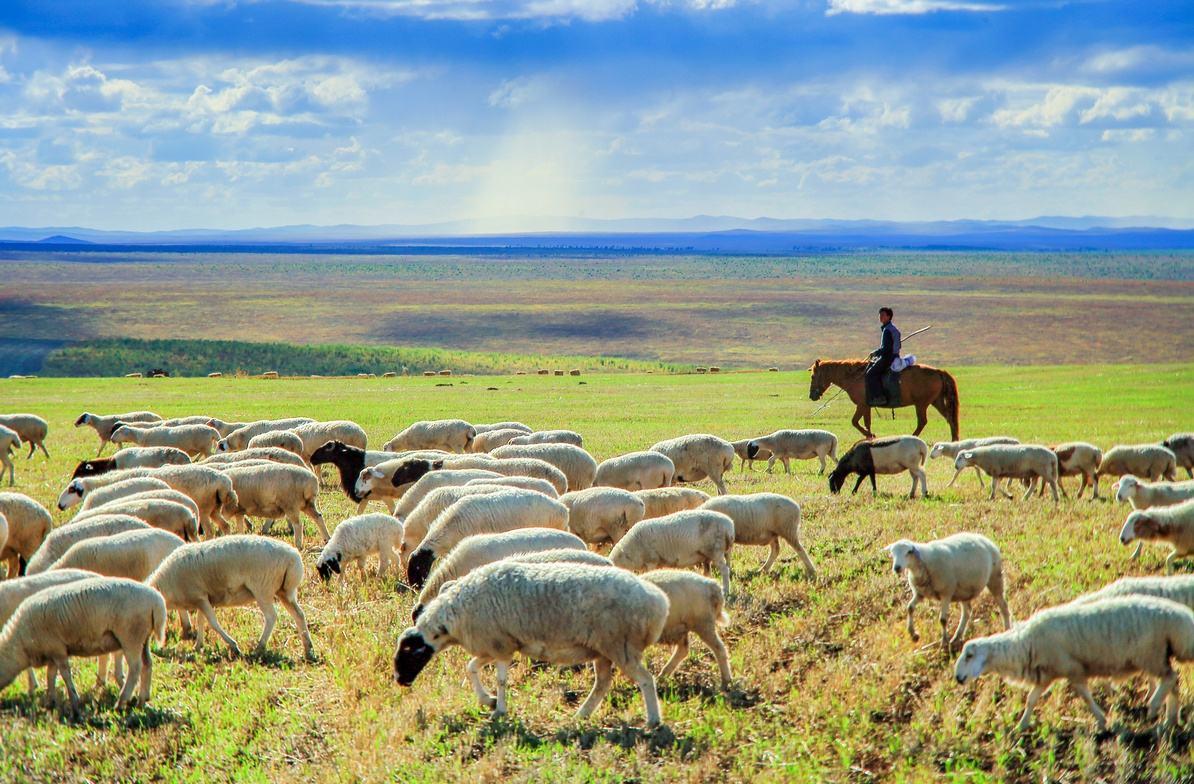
[488,76,545,108]
[1100,128,1155,143]
[283,0,731,21]
[826,0,1004,15]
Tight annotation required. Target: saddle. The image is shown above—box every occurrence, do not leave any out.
[867,355,915,408]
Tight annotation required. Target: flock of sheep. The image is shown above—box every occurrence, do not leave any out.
[0,409,1192,734]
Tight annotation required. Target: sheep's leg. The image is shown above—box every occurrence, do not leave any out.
[713,552,731,597]
[493,660,511,716]
[1020,479,1035,501]
[1048,478,1059,504]
[1091,472,1102,499]
[972,467,985,489]
[622,655,662,728]
[252,596,278,657]
[25,667,37,694]
[38,442,49,459]
[997,479,1015,500]
[659,636,689,679]
[96,440,107,457]
[115,644,142,709]
[43,663,57,707]
[1147,670,1178,723]
[576,657,615,720]
[782,457,791,475]
[56,658,80,717]
[466,656,496,708]
[1076,473,1089,499]
[818,454,827,474]
[287,513,303,551]
[306,500,330,543]
[905,595,921,642]
[761,540,780,573]
[2,456,12,486]
[279,590,315,661]
[1131,542,1143,561]
[179,610,194,639]
[1016,684,1046,730]
[1166,551,1178,574]
[137,640,153,705]
[25,442,34,459]
[379,546,393,578]
[355,500,368,514]
[695,624,733,689]
[712,473,727,496]
[851,474,866,495]
[765,455,776,474]
[1070,680,1108,732]
[196,599,241,657]
[988,477,999,501]
[938,599,952,654]
[791,537,817,579]
[96,654,108,689]
[949,603,972,649]
[869,472,878,496]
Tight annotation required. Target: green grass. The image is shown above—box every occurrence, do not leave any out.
[0,364,1190,782]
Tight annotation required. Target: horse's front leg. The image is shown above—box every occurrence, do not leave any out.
[863,407,874,438]
[850,406,871,440]
[913,404,929,437]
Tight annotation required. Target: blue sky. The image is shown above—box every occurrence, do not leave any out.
[0,0,1191,229]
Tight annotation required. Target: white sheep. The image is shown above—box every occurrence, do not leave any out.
[442,455,569,495]
[702,493,815,577]
[746,429,838,475]
[559,487,646,547]
[147,535,314,661]
[730,438,771,472]
[78,478,173,511]
[204,418,249,438]
[247,430,306,459]
[954,596,1194,731]
[640,569,732,688]
[72,447,192,479]
[609,509,735,596]
[1048,442,1104,499]
[217,418,316,453]
[0,492,52,577]
[405,490,570,588]
[26,514,152,575]
[1164,433,1193,479]
[830,436,930,498]
[219,462,327,549]
[0,569,97,691]
[290,420,368,459]
[49,528,185,581]
[0,425,20,486]
[463,475,558,496]
[635,487,711,519]
[74,497,200,542]
[384,419,476,453]
[110,423,221,459]
[0,414,49,459]
[929,436,1020,488]
[470,428,528,453]
[884,533,1012,654]
[315,513,404,581]
[401,483,547,562]
[506,430,584,447]
[649,434,736,495]
[593,451,675,491]
[953,444,1058,502]
[75,411,163,455]
[472,422,532,435]
[1075,575,1194,610]
[201,446,308,468]
[390,468,503,521]
[1115,475,1194,510]
[490,443,598,492]
[0,577,166,714]
[393,560,669,726]
[1119,499,1194,572]
[1098,443,1179,483]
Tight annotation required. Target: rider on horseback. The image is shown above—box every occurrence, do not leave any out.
[866,307,901,407]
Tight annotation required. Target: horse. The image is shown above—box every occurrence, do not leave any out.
[808,358,960,441]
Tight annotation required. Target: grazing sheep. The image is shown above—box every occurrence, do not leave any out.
[0,569,97,690]
[0,493,52,577]
[1052,442,1104,499]
[247,430,306,459]
[746,429,839,475]
[74,498,199,542]
[953,444,1058,502]
[559,487,646,547]
[954,596,1194,731]
[594,451,675,491]
[635,487,711,519]
[393,560,669,726]
[0,426,19,486]
[463,475,558,496]
[390,467,502,522]
[315,513,404,581]
[470,428,528,453]
[290,420,368,459]
[412,528,587,618]
[204,418,248,438]
[0,577,166,713]
[111,423,221,459]
[384,420,476,453]
[1164,433,1193,479]
[219,463,327,549]
[609,509,735,596]
[731,438,771,472]
[1075,575,1194,610]
[830,436,929,498]
[72,447,192,478]
[640,569,732,688]
[702,493,815,577]
[78,478,173,511]
[507,430,584,447]
[1115,476,1194,513]
[352,455,450,512]
[217,418,316,453]
[49,528,184,581]
[929,437,1020,488]
[490,443,598,492]
[649,434,736,495]
[312,441,418,512]
[201,447,308,468]
[75,411,162,455]
[442,455,569,495]
[0,414,49,459]
[884,533,1012,654]
[406,490,570,588]
[1098,444,1179,483]
[26,515,152,575]
[1120,499,1194,571]
[401,483,552,562]
[472,422,533,435]
[148,535,314,661]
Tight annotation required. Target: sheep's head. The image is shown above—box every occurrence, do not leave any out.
[71,459,110,479]
[393,627,440,686]
[1114,475,1140,504]
[1122,511,1165,544]
[355,467,383,499]
[407,548,436,588]
[216,438,231,453]
[390,459,444,489]
[317,552,342,582]
[954,451,976,470]
[109,425,134,444]
[884,540,920,575]
[954,641,990,684]
[74,413,91,427]
[827,457,854,494]
[746,441,761,460]
[929,442,948,460]
[57,479,86,510]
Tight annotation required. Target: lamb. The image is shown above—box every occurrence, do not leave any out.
[1098,443,1179,483]
[1052,441,1104,499]
[490,443,598,491]
[0,426,19,486]
[383,419,476,453]
[472,422,532,435]
[0,493,53,577]
[411,528,588,618]
[406,490,570,588]
[470,428,529,453]
[219,462,327,549]
[49,528,184,581]
[829,436,929,499]
[1119,499,1194,572]
[506,430,584,447]
[201,447,308,468]
[0,569,98,691]
[884,533,1012,654]
[315,513,404,581]
[247,430,306,460]
[609,509,735,596]
[25,514,152,575]
[290,420,368,459]
[74,497,199,542]
[393,560,669,726]
[1115,475,1194,511]
[731,438,771,472]
[0,414,49,459]
[746,429,839,475]
[929,436,1020,488]
[635,487,711,519]
[217,418,316,453]
[559,487,646,547]
[59,465,235,539]
[74,411,162,455]
[441,455,569,495]
[147,535,314,661]
[954,596,1194,731]
[78,477,173,511]
[354,456,452,512]
[401,483,551,562]
[71,447,192,478]
[702,493,816,577]
[463,475,558,496]
[1164,433,1193,479]
[952,444,1057,502]
[110,423,220,459]
[640,569,732,688]
[0,577,167,714]
[593,451,675,491]
[312,441,415,512]
[649,434,736,495]
[205,418,249,438]
[390,467,502,521]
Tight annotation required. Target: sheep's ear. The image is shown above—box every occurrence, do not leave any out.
[960,451,974,460]
[431,460,444,470]
[882,542,896,553]
[368,467,384,478]
[908,546,920,559]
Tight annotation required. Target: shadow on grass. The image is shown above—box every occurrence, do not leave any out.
[658,677,762,709]
[0,689,186,731]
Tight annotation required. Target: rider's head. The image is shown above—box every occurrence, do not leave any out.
[879,307,893,325]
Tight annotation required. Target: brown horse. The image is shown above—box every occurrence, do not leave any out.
[808,358,960,441]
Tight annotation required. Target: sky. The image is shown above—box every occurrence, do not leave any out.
[0,0,1191,230]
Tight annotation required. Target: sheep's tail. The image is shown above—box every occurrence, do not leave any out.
[463,427,477,452]
[708,581,730,627]
[1168,615,1194,663]
[938,370,961,441]
[152,598,167,645]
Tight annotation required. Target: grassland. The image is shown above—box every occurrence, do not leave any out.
[2,251,1192,368]
[0,364,1190,782]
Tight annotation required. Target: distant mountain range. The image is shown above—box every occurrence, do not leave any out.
[1,215,1192,252]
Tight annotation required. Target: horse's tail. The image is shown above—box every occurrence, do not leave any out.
[939,369,961,440]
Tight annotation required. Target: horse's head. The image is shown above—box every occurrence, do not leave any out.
[808,359,828,401]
